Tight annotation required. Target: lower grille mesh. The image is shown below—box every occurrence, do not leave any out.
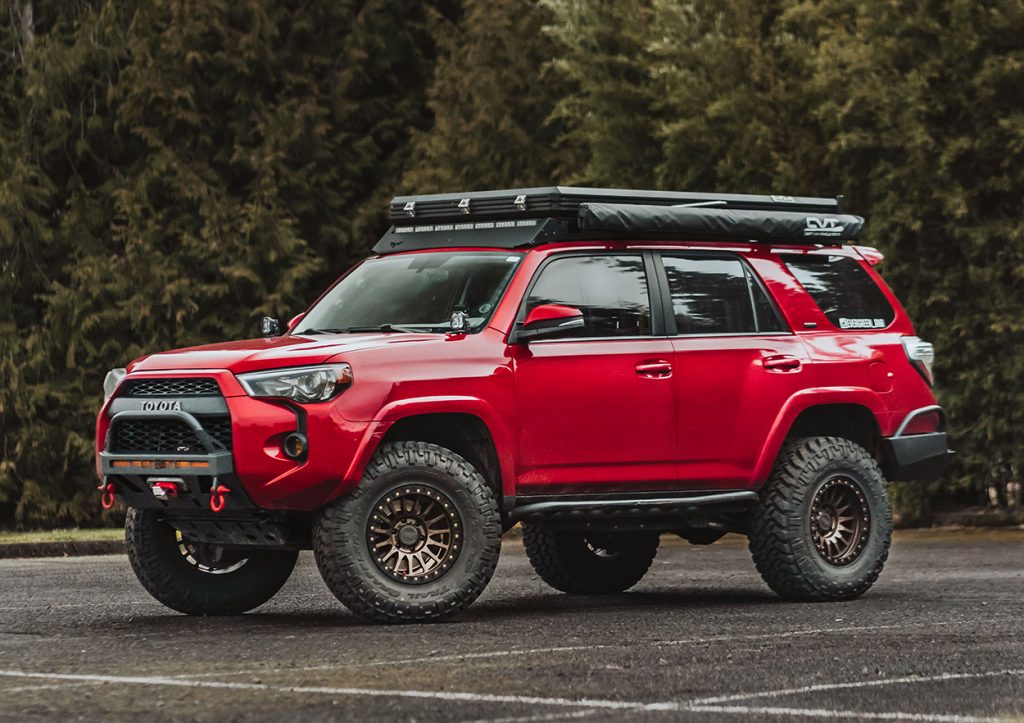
[112,416,232,455]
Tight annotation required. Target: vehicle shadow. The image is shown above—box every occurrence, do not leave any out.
[98,586,789,634]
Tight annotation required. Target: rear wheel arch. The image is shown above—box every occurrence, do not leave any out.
[785,403,881,454]
[755,396,887,484]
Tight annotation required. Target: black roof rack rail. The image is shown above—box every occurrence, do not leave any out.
[390,186,841,222]
[374,186,863,255]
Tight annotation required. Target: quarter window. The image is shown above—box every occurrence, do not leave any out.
[662,255,785,335]
[782,254,895,330]
[524,255,652,337]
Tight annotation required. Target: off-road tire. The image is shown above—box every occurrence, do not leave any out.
[314,441,501,623]
[125,508,298,615]
[521,526,660,594]
[748,436,892,601]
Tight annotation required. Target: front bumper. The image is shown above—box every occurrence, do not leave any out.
[97,370,384,513]
[882,405,954,481]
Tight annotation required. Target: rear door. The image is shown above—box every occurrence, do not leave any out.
[658,252,809,489]
[511,252,678,493]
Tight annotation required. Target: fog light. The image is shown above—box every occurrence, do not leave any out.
[283,432,308,460]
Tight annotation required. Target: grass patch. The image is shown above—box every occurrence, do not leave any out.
[0,528,123,545]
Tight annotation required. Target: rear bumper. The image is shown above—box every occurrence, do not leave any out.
[883,432,953,481]
[882,405,954,481]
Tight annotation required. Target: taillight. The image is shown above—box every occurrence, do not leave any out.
[901,336,935,386]
[903,411,941,434]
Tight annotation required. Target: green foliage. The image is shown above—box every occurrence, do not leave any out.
[809,0,1024,497]
[543,0,661,186]
[0,0,451,527]
[2,0,1021,527]
[403,0,570,192]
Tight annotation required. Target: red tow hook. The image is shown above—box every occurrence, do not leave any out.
[100,483,117,510]
[210,484,231,513]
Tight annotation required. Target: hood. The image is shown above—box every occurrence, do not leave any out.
[129,333,443,374]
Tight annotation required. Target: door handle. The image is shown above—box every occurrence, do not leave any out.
[635,360,673,377]
[762,354,801,372]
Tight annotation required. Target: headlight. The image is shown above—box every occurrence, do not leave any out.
[237,364,353,403]
[103,368,127,400]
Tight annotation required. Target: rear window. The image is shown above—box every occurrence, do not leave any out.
[782,255,895,330]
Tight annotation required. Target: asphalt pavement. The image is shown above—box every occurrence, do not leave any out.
[1,528,1022,722]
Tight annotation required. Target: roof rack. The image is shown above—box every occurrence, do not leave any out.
[375,186,864,254]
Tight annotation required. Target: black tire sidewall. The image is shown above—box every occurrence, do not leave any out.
[125,508,298,615]
[342,465,491,597]
[522,525,660,594]
[792,452,891,589]
[314,442,501,622]
[750,436,893,600]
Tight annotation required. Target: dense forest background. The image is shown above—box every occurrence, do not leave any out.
[1,0,1022,529]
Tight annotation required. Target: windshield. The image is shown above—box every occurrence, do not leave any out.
[297,251,523,334]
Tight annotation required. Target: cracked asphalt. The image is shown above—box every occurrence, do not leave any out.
[1,528,1022,722]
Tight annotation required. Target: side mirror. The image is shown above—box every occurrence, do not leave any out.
[261,316,281,337]
[287,313,305,333]
[514,304,585,343]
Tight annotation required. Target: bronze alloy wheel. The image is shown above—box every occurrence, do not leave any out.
[809,476,870,566]
[175,530,248,575]
[584,534,627,559]
[367,484,462,584]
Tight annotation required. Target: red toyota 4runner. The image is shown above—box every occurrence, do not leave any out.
[96,187,951,622]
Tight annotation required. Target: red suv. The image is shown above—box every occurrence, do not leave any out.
[96,187,951,623]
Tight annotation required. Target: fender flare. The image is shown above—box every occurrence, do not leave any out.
[751,387,890,485]
[342,396,515,496]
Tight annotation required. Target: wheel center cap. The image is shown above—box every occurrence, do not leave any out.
[816,510,834,531]
[397,524,421,547]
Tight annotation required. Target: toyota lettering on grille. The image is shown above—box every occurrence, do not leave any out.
[140,400,182,412]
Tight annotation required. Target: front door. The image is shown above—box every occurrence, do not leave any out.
[511,253,677,493]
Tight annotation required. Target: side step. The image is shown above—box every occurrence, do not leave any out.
[509,490,758,522]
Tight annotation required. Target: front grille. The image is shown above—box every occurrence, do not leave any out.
[200,417,232,450]
[112,416,232,455]
[126,378,221,397]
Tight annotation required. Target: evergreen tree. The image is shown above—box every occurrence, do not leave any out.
[0,0,451,528]
[543,0,660,187]
[651,0,834,194]
[403,0,571,193]
[810,0,1024,503]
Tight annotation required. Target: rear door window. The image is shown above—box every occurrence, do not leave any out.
[662,255,786,335]
[782,254,895,330]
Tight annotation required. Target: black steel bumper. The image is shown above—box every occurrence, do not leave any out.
[883,432,953,480]
[882,406,954,481]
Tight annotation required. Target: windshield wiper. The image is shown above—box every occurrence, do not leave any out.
[343,324,423,334]
[297,324,431,335]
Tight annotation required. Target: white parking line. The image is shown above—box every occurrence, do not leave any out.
[689,668,1024,706]
[686,704,1000,722]
[180,620,964,678]
[1,682,98,693]
[0,666,1014,722]
[461,710,600,723]
[0,670,653,712]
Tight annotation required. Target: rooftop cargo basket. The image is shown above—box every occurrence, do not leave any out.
[374,186,864,254]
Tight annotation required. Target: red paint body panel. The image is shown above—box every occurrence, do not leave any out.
[96,240,942,512]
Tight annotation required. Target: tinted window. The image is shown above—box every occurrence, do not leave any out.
[525,255,651,337]
[663,255,785,335]
[783,255,895,330]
